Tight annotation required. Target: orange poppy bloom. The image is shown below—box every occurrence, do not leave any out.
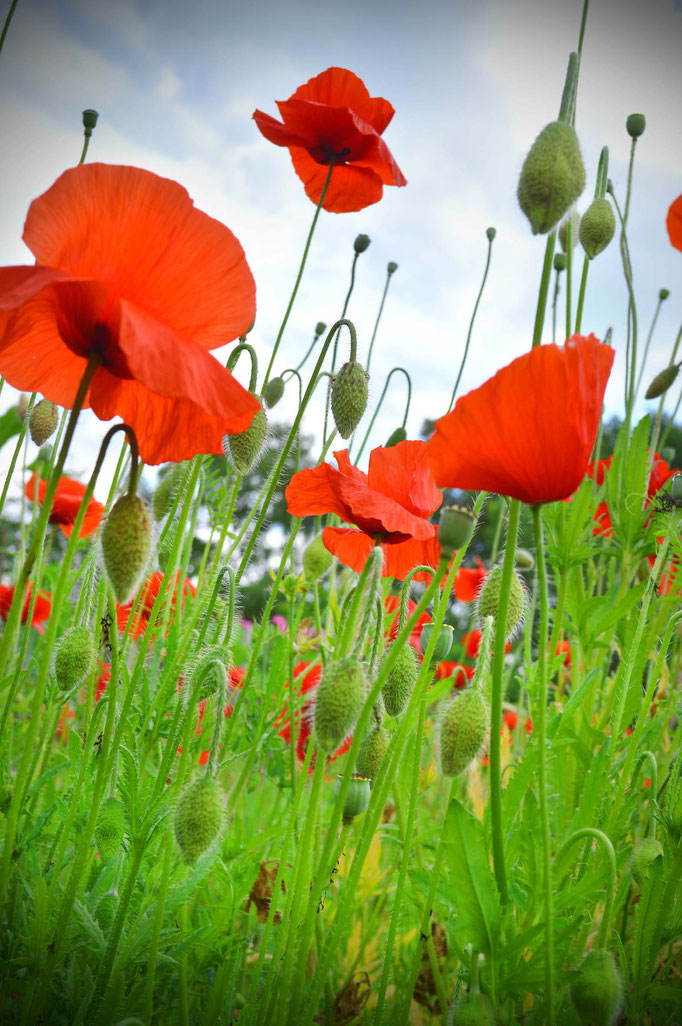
[25,472,104,538]
[667,195,682,251]
[253,67,406,213]
[117,570,195,639]
[285,441,442,580]
[0,583,51,633]
[0,164,259,464]
[427,334,615,505]
[454,559,488,602]
[435,662,474,688]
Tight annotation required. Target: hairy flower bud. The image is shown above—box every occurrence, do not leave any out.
[55,625,94,690]
[29,400,58,446]
[331,361,369,438]
[302,533,333,583]
[579,198,616,259]
[354,233,371,253]
[438,505,476,560]
[95,890,119,932]
[381,642,418,717]
[153,462,187,522]
[191,646,230,703]
[174,776,224,865]
[335,774,371,824]
[476,566,525,638]
[314,657,367,753]
[385,426,407,447]
[101,494,153,603]
[440,688,490,777]
[356,726,389,784]
[518,121,586,235]
[626,112,646,139]
[263,376,285,409]
[645,364,680,401]
[569,950,623,1026]
[226,401,268,474]
[95,798,127,860]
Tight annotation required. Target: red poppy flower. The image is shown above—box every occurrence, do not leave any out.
[276,662,352,769]
[586,456,613,486]
[462,629,510,658]
[224,666,246,717]
[593,501,613,538]
[647,453,678,499]
[435,662,474,688]
[117,570,195,639]
[554,640,571,667]
[454,559,488,602]
[427,334,615,504]
[0,583,51,633]
[95,663,110,702]
[385,595,431,652]
[25,471,104,538]
[0,164,259,464]
[253,67,406,214]
[286,441,442,580]
[667,194,682,251]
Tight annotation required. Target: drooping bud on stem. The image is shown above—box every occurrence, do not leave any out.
[302,533,333,583]
[476,565,525,639]
[331,361,369,438]
[353,233,371,254]
[420,623,454,663]
[440,687,490,777]
[381,642,418,717]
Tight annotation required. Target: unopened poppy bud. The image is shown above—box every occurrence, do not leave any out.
[645,363,680,400]
[335,774,371,824]
[517,121,586,235]
[387,261,398,274]
[354,233,371,254]
[95,891,119,932]
[55,625,94,690]
[626,112,646,138]
[381,642,418,717]
[631,837,663,889]
[515,548,535,570]
[440,687,490,777]
[553,252,567,272]
[659,288,670,301]
[153,462,187,522]
[569,950,623,1026]
[15,393,30,421]
[331,361,369,438]
[226,401,268,473]
[302,533,333,583]
[263,376,285,409]
[420,623,454,662]
[101,494,153,603]
[191,646,230,703]
[315,321,327,337]
[670,472,682,501]
[476,565,525,638]
[579,197,616,259]
[82,109,99,134]
[449,993,497,1025]
[486,227,496,242]
[558,211,581,252]
[174,776,224,865]
[438,505,476,560]
[28,400,59,446]
[314,657,367,753]
[385,426,407,447]
[356,726,389,784]
[95,798,127,860]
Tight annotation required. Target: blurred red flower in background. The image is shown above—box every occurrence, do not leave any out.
[0,164,258,464]
[276,662,353,768]
[454,559,488,602]
[0,583,51,633]
[667,194,682,251]
[253,67,406,213]
[435,662,474,688]
[25,472,104,538]
[385,596,431,652]
[117,571,195,639]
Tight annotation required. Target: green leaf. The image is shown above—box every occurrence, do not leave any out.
[444,798,501,956]
[0,406,22,450]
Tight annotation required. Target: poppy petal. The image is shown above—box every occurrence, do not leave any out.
[321,527,375,573]
[290,67,395,135]
[289,147,384,213]
[285,463,356,522]
[252,109,309,148]
[276,100,377,160]
[367,440,442,519]
[380,534,442,580]
[333,449,368,484]
[667,194,682,252]
[0,266,69,309]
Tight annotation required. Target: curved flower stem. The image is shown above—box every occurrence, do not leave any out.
[551,266,562,343]
[0,0,20,59]
[262,161,335,389]
[351,366,412,462]
[227,342,259,393]
[532,504,555,1022]
[365,263,397,375]
[448,231,495,411]
[557,828,617,949]
[489,498,521,906]
[565,218,574,338]
[634,293,667,401]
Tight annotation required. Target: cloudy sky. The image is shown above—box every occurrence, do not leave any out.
[1,0,681,497]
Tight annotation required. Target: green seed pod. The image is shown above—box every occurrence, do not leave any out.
[95,798,127,860]
[28,400,59,446]
[420,623,455,663]
[385,426,407,447]
[558,211,581,252]
[381,642,418,717]
[515,548,535,571]
[315,321,327,337]
[95,891,119,933]
[101,494,153,603]
[335,774,371,824]
[314,657,367,753]
[659,288,670,301]
[517,121,586,235]
[302,533,333,583]
[55,625,94,690]
[579,198,616,259]
[387,262,398,275]
[438,505,476,560]
[440,688,490,777]
[82,108,99,133]
[174,776,224,865]
[331,361,369,438]
[486,227,496,242]
[356,726,389,784]
[553,251,567,272]
[263,376,285,409]
[631,837,663,889]
[226,402,268,474]
[626,112,646,139]
[672,473,682,501]
[191,646,230,702]
[645,364,680,401]
[569,950,623,1026]
[449,993,497,1026]
[354,233,371,254]
[476,566,525,639]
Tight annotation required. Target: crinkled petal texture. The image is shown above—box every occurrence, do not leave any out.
[253,67,406,213]
[0,164,258,464]
[427,335,615,504]
[667,194,682,252]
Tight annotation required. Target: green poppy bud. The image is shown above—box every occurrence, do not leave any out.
[302,533,333,583]
[626,113,646,139]
[659,288,670,301]
[385,427,407,447]
[28,400,59,446]
[55,625,94,690]
[486,227,496,242]
[515,548,535,570]
[438,505,476,560]
[101,494,153,603]
[569,950,623,1026]
[153,462,187,522]
[354,233,371,254]
[174,776,224,865]
[335,774,371,824]
[315,321,327,337]
[356,726,389,784]
[95,891,119,932]
[440,688,490,777]
[82,109,99,134]
[579,198,616,259]
[387,262,398,275]
[518,121,586,235]
[263,376,285,409]
[631,837,663,889]
[331,361,369,438]
[553,252,567,272]
[645,364,680,401]
[420,623,454,663]
[476,566,525,639]
[226,401,268,473]
[191,646,230,703]
[95,798,127,860]
[314,657,367,753]
[381,642,418,717]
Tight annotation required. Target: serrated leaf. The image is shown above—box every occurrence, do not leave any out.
[444,798,501,956]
